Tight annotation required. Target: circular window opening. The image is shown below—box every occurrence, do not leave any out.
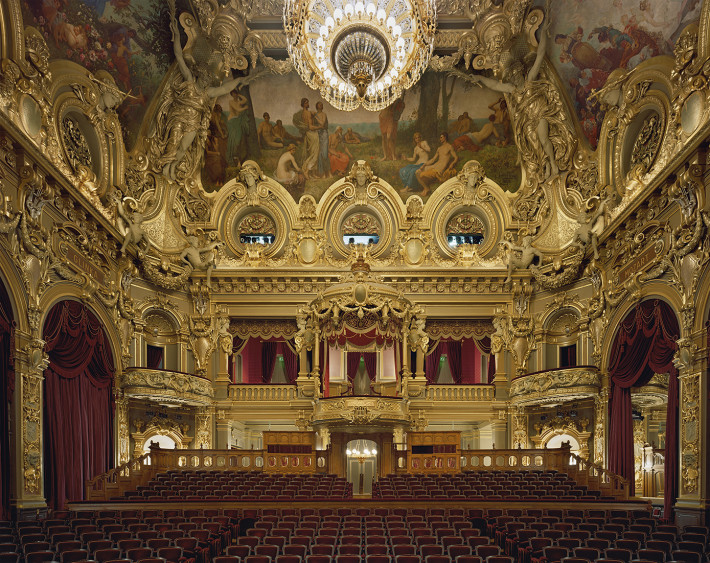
[446,213,485,248]
[342,212,381,247]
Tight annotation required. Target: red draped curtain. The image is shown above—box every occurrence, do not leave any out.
[347,352,361,382]
[282,340,298,383]
[448,341,462,383]
[608,300,678,516]
[228,336,246,382]
[0,282,14,520]
[474,336,495,383]
[363,352,377,381]
[425,342,445,383]
[43,300,115,510]
[261,341,277,383]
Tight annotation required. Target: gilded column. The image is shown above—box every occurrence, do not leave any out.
[511,407,528,449]
[13,328,48,513]
[195,406,214,449]
[673,333,705,526]
[593,387,608,465]
[115,393,130,465]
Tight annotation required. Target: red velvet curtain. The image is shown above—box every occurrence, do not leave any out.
[43,301,115,510]
[608,300,678,509]
[0,282,14,520]
[347,353,361,382]
[261,341,277,383]
[146,345,164,369]
[448,341,462,383]
[473,336,495,383]
[282,340,298,383]
[363,352,377,381]
[425,342,444,383]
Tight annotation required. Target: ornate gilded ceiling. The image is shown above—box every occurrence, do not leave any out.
[2,0,709,299]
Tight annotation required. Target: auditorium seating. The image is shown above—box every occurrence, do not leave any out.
[120,470,352,501]
[372,471,605,501]
[3,506,707,563]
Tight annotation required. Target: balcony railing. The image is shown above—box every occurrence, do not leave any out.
[229,384,298,401]
[423,384,494,401]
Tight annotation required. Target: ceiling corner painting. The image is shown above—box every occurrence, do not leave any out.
[21,0,175,149]
[546,0,699,148]
[205,71,521,201]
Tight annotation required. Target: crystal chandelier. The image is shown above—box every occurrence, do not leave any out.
[284,0,436,111]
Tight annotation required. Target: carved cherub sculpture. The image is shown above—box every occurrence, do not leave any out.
[294,313,315,354]
[501,235,543,283]
[180,234,223,286]
[408,316,429,354]
[117,197,151,254]
[574,196,610,260]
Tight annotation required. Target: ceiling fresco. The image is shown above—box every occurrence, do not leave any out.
[18,0,702,192]
[544,0,701,147]
[21,0,177,148]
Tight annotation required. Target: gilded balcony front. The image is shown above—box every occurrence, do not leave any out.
[509,366,601,406]
[123,368,213,406]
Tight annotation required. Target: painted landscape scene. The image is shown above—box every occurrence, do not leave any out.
[205,71,521,202]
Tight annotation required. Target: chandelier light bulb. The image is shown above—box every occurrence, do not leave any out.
[376,8,386,22]
[355,2,365,15]
[366,3,376,17]
[372,449,377,455]
[346,449,352,455]
[393,24,402,38]
[364,448,370,455]
[334,8,343,22]
[316,36,325,49]
[344,3,354,18]
[386,16,396,29]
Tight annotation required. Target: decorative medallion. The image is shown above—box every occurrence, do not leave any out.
[446,213,485,245]
[61,115,92,172]
[342,212,381,235]
[237,212,276,246]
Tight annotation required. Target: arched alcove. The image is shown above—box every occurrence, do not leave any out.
[608,299,679,515]
[42,300,115,509]
[345,438,379,495]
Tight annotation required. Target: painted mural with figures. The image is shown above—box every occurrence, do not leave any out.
[20,0,177,148]
[545,0,700,148]
[204,71,521,201]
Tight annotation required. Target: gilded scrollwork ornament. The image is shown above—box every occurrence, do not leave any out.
[680,372,700,494]
[512,407,528,449]
[195,407,213,449]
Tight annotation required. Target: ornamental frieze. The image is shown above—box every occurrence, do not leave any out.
[426,319,495,340]
[229,318,298,340]
[313,397,409,426]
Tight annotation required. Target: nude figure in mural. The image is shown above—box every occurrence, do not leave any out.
[415,132,458,196]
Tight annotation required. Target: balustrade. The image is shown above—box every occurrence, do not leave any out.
[229,384,298,401]
[424,384,495,401]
